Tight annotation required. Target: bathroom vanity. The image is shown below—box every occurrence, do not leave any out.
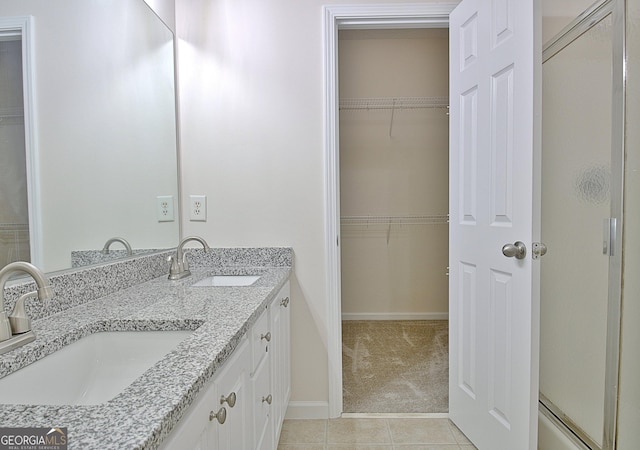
[160,280,290,449]
[0,248,292,449]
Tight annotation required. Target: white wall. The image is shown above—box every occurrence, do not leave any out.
[176,0,453,412]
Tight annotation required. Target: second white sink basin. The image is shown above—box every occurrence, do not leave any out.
[0,330,193,405]
[192,275,260,287]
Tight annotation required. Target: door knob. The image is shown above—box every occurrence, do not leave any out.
[502,241,527,259]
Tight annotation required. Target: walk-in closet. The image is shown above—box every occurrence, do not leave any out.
[338,28,449,413]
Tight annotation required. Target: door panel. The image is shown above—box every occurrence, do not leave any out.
[449,0,540,448]
[490,65,515,225]
[488,269,513,428]
[458,262,477,399]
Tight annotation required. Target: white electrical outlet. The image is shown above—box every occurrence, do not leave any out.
[156,196,175,222]
[190,195,207,221]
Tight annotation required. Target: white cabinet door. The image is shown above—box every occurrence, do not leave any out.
[270,282,291,445]
[160,375,218,450]
[449,0,540,449]
[252,347,272,450]
[215,337,251,450]
[161,338,251,450]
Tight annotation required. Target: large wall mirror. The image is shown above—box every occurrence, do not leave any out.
[0,0,180,274]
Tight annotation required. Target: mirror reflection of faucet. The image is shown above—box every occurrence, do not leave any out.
[102,237,133,256]
[0,261,54,355]
[168,236,210,280]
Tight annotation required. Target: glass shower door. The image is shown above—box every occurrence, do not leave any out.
[540,13,613,450]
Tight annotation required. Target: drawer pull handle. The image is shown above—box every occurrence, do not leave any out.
[220,392,236,408]
[262,394,273,405]
[280,296,290,307]
[210,407,227,424]
[261,332,271,342]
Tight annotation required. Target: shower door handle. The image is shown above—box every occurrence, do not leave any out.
[502,241,527,260]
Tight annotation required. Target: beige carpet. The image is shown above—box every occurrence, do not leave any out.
[342,320,449,413]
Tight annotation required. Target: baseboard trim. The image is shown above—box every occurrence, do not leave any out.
[342,412,450,419]
[285,401,330,419]
[341,312,449,321]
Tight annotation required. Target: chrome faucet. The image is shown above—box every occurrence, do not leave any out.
[0,261,54,354]
[102,237,133,256]
[168,236,210,280]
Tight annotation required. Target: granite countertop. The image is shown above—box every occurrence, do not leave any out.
[0,265,291,449]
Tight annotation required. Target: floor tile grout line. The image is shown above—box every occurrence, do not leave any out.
[385,418,394,446]
[324,418,328,447]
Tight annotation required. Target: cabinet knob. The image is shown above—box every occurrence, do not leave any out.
[262,394,273,405]
[220,392,236,408]
[210,407,227,424]
[261,332,272,342]
[280,296,290,307]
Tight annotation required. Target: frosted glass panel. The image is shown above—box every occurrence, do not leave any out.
[540,14,612,448]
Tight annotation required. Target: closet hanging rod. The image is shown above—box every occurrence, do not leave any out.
[339,96,449,111]
[340,214,449,226]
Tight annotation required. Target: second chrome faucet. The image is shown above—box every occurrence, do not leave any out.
[168,236,210,280]
[0,261,54,355]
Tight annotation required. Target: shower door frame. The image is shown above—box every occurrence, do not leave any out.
[539,1,625,449]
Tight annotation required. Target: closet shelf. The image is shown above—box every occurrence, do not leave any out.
[340,214,449,226]
[0,107,24,119]
[0,223,29,231]
[339,96,449,111]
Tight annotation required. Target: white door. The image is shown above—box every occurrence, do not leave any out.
[449,0,540,449]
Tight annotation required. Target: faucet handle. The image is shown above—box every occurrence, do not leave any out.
[167,255,179,276]
[9,291,37,334]
[0,312,12,342]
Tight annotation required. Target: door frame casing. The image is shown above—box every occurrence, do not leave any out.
[322,3,458,418]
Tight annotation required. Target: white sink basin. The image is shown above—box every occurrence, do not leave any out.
[0,330,192,405]
[192,275,260,287]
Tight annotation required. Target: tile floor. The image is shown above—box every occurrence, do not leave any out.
[278,417,478,449]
